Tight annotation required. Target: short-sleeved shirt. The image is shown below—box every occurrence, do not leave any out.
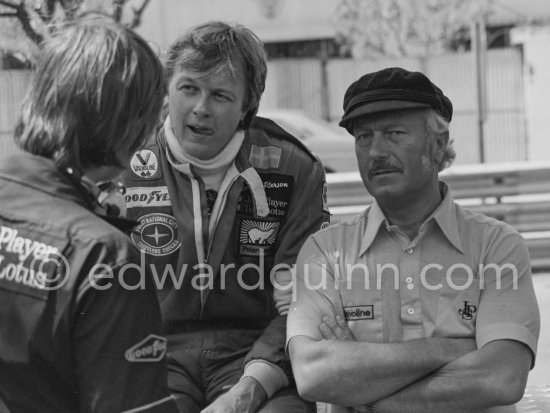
[287,183,540,411]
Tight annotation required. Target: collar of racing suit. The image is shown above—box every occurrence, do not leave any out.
[162,116,269,267]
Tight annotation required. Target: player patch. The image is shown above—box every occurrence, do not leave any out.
[344,305,374,321]
[239,220,280,256]
[124,186,171,209]
[130,149,159,179]
[125,334,167,362]
[131,213,180,256]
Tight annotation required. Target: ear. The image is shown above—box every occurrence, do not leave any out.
[432,131,449,164]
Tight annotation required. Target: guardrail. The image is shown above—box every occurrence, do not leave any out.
[326,161,550,271]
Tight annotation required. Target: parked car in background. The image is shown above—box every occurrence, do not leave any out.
[259,109,357,173]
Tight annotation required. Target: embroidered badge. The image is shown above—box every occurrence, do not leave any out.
[124,186,170,208]
[458,301,477,320]
[131,213,180,256]
[239,220,280,256]
[130,149,159,179]
[125,334,167,362]
[344,305,374,321]
[249,145,282,169]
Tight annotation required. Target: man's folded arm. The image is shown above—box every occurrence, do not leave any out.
[372,338,532,413]
[288,334,476,406]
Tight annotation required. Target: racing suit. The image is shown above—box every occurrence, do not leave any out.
[121,116,330,410]
[0,153,178,413]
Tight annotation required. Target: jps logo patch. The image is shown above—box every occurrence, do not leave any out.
[344,305,374,321]
[131,213,180,256]
[130,150,159,179]
[239,220,279,256]
[458,301,477,321]
[125,187,170,208]
[125,334,167,362]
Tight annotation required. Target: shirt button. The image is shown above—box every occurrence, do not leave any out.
[406,248,414,254]
[407,308,415,315]
[405,277,413,283]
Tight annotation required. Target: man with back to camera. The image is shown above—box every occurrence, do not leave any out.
[287,67,540,412]
[120,21,328,413]
[0,14,179,413]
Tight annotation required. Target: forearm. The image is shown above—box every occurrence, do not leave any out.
[373,340,531,413]
[243,315,290,396]
[289,335,475,406]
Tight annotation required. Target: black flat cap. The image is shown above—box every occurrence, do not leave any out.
[339,67,453,133]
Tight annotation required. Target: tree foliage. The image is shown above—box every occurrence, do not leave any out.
[334,0,486,59]
[0,0,151,65]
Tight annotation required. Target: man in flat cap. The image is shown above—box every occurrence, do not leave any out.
[286,67,540,412]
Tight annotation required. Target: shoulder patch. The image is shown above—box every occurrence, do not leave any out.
[125,334,167,362]
[250,116,317,161]
[249,144,282,170]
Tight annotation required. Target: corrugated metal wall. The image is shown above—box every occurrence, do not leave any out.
[0,48,526,163]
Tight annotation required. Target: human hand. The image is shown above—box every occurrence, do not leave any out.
[320,315,355,341]
[200,376,267,413]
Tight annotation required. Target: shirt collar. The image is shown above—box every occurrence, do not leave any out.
[431,182,465,254]
[359,201,388,256]
[359,181,464,256]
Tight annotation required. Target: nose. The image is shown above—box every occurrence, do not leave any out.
[192,94,210,118]
[368,131,389,158]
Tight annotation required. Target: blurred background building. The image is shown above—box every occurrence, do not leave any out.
[1,0,550,165]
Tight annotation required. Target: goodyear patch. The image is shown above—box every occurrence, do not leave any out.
[344,305,374,321]
[131,213,180,256]
[239,220,280,256]
[130,149,160,179]
[125,334,167,362]
[124,186,171,209]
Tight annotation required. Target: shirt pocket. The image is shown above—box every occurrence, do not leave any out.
[434,269,481,337]
[338,266,384,342]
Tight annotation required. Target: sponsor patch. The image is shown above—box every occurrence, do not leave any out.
[458,301,477,321]
[344,305,374,321]
[131,213,180,256]
[125,334,167,362]
[0,224,67,299]
[249,145,282,170]
[130,149,159,179]
[239,220,280,256]
[124,187,171,209]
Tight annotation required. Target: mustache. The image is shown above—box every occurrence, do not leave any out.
[367,159,403,178]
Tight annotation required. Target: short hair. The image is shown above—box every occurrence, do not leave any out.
[164,21,267,130]
[14,14,166,171]
[424,109,456,171]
